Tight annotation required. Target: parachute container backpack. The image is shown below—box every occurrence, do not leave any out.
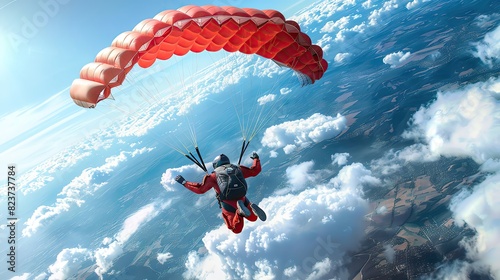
[215,164,248,200]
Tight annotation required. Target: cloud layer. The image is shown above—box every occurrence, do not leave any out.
[48,247,93,280]
[262,113,347,154]
[38,201,169,280]
[183,158,380,279]
[402,77,500,164]
[23,148,154,237]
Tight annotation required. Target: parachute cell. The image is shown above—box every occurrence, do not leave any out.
[70,5,328,108]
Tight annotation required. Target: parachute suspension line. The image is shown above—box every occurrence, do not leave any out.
[106,101,130,115]
[195,146,207,172]
[185,154,207,172]
[182,116,208,173]
[139,78,162,104]
[136,84,155,106]
[231,91,248,142]
[184,117,196,147]
[165,125,208,173]
[150,78,164,101]
[249,98,287,141]
[170,133,205,172]
[186,117,208,172]
[237,139,252,165]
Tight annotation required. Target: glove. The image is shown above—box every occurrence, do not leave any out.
[175,175,186,185]
[250,152,259,160]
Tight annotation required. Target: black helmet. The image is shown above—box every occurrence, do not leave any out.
[213,154,230,169]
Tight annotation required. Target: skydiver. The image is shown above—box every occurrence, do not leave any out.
[175,152,267,234]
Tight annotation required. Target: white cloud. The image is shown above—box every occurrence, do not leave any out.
[368,0,400,26]
[47,247,93,280]
[321,16,351,33]
[11,273,47,280]
[304,258,333,280]
[362,0,375,9]
[280,87,292,95]
[382,51,412,68]
[317,34,333,52]
[283,144,298,154]
[257,94,277,105]
[334,30,347,42]
[34,273,47,280]
[376,205,388,214]
[334,52,352,64]
[262,113,347,154]
[422,260,474,280]
[131,146,155,157]
[330,162,381,192]
[383,245,395,263]
[253,57,288,79]
[282,161,318,194]
[373,77,500,174]
[449,170,500,279]
[94,201,168,279]
[184,251,226,280]
[331,153,350,166]
[160,164,206,192]
[474,14,500,28]
[157,252,173,264]
[406,0,430,10]
[183,162,375,279]
[94,242,123,279]
[291,0,357,28]
[269,150,279,158]
[401,77,500,164]
[10,273,31,280]
[473,24,500,68]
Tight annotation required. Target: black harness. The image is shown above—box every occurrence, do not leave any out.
[216,193,249,213]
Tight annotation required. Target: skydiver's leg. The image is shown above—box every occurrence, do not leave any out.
[242,197,257,222]
[222,208,244,234]
[250,203,266,221]
[221,210,232,230]
[231,212,244,234]
[245,211,258,222]
[244,197,265,222]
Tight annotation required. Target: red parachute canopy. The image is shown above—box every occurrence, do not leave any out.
[70,5,328,108]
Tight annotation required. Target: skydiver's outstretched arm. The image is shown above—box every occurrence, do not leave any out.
[182,173,217,194]
[240,153,261,178]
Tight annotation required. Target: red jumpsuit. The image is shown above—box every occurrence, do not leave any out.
[183,158,262,234]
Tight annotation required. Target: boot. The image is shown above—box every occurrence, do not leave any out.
[250,204,267,221]
[237,200,251,217]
